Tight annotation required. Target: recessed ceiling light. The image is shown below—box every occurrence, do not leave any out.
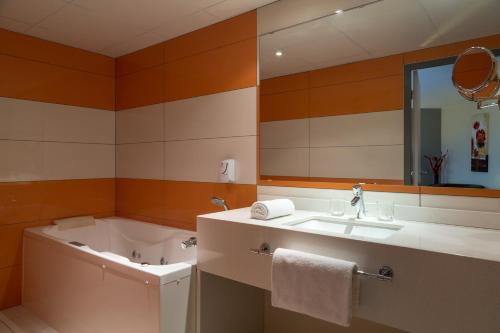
[275,51,283,57]
[335,9,344,14]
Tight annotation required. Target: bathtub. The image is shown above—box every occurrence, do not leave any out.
[22,217,196,333]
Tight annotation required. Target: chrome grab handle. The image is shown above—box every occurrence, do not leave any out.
[249,242,394,281]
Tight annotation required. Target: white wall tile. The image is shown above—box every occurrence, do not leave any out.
[260,148,309,177]
[260,119,309,148]
[310,110,404,147]
[310,145,404,180]
[116,142,164,180]
[421,194,500,213]
[0,140,44,182]
[164,88,257,141]
[116,103,164,144]
[43,142,115,180]
[44,104,115,144]
[0,97,44,141]
[164,136,256,184]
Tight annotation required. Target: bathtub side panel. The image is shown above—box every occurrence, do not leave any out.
[160,272,196,333]
[22,235,161,333]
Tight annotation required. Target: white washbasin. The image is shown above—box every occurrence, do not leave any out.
[285,216,403,239]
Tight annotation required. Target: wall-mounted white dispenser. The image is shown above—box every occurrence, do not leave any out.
[219,159,235,183]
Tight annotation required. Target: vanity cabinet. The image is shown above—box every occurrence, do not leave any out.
[197,211,500,333]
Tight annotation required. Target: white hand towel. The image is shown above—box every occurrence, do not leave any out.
[250,199,295,220]
[271,248,357,327]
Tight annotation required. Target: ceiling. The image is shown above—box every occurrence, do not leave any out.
[259,0,500,79]
[0,0,276,57]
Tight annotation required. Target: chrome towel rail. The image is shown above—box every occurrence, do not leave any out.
[250,243,394,282]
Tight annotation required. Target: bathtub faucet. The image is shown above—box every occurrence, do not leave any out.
[181,237,197,249]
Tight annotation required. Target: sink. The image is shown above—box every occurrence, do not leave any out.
[285,216,403,239]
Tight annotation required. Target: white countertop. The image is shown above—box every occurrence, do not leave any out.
[199,208,500,264]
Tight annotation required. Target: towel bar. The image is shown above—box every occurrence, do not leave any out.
[250,243,394,282]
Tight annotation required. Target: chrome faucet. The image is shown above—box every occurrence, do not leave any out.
[181,237,197,249]
[210,197,229,211]
[351,184,366,219]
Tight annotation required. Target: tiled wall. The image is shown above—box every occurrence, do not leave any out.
[260,111,404,180]
[115,11,258,230]
[0,29,115,309]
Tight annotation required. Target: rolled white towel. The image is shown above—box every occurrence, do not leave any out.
[250,199,295,220]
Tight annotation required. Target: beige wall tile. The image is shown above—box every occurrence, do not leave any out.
[310,145,404,180]
[164,136,256,184]
[0,140,44,182]
[43,142,115,180]
[0,97,44,141]
[164,87,257,141]
[421,194,500,213]
[116,103,164,144]
[116,142,164,180]
[260,119,309,148]
[310,110,404,147]
[44,104,115,144]
[260,148,309,177]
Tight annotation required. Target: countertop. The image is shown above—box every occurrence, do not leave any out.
[198,208,500,264]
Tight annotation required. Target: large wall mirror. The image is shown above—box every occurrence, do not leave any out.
[257,0,500,193]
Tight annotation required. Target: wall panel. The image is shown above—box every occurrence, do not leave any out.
[116,65,164,110]
[164,38,257,102]
[0,29,116,310]
[0,29,114,77]
[115,12,258,231]
[0,55,115,110]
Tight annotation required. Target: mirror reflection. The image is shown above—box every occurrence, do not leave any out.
[258,0,500,189]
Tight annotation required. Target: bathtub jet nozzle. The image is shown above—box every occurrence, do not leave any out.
[210,197,229,211]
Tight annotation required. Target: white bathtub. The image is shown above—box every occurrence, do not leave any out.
[22,217,196,333]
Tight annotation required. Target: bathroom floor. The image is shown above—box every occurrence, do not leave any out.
[0,307,57,333]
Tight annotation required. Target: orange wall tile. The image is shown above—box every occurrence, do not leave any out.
[116,65,164,110]
[260,89,309,122]
[116,43,165,77]
[309,75,403,117]
[260,72,309,95]
[0,28,114,77]
[115,11,258,109]
[164,38,257,102]
[0,265,21,309]
[41,179,115,220]
[0,179,115,226]
[116,178,167,222]
[164,11,257,63]
[309,54,403,87]
[162,180,257,230]
[0,54,115,110]
[116,179,257,231]
[0,182,44,227]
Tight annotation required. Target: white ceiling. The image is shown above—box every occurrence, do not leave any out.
[259,0,500,79]
[0,0,276,57]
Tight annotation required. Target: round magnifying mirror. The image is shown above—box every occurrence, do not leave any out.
[452,46,499,102]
